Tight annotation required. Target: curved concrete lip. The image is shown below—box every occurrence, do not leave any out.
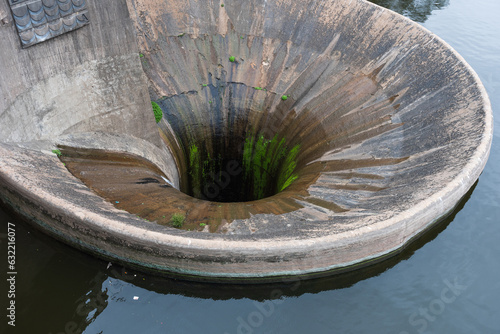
[0,0,493,282]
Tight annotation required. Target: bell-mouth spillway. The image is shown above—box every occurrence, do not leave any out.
[0,0,493,282]
[58,72,407,233]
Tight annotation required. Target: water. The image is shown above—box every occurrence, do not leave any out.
[1,0,500,333]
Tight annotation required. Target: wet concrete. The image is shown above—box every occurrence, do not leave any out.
[0,0,493,281]
[59,147,407,233]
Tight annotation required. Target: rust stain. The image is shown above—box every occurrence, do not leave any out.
[301,197,348,213]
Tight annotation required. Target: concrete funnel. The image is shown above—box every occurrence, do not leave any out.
[0,0,492,282]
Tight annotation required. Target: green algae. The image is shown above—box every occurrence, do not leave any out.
[187,143,224,199]
[184,130,300,201]
[170,213,185,227]
[242,134,300,199]
[189,144,201,197]
[277,144,300,191]
[151,101,163,123]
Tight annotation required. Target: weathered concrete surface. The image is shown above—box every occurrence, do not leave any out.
[0,0,493,282]
[55,132,180,189]
[0,0,158,145]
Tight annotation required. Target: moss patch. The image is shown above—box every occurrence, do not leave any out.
[152,101,163,123]
[170,213,185,227]
[185,133,300,201]
[189,144,201,198]
[242,134,300,199]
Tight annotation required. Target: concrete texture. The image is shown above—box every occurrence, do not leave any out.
[0,0,493,282]
[0,0,158,145]
[8,0,90,48]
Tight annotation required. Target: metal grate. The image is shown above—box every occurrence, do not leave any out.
[8,0,89,48]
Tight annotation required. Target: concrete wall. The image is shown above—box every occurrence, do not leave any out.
[0,0,493,282]
[0,0,158,146]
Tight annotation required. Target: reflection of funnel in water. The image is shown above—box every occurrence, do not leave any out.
[0,0,492,282]
[370,0,450,22]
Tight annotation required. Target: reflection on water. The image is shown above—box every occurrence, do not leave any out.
[2,0,500,332]
[0,205,109,333]
[0,181,476,333]
[101,182,474,301]
[369,0,450,22]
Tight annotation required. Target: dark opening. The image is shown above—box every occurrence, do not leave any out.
[182,134,301,202]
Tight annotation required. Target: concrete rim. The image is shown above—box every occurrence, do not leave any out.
[0,0,493,282]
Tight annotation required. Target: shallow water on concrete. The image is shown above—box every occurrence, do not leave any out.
[1,0,500,333]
